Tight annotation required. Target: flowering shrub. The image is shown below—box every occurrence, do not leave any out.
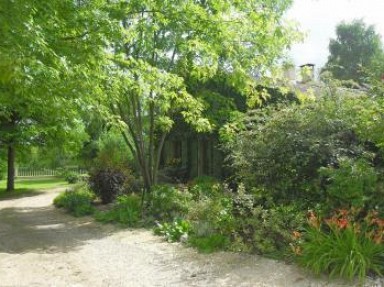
[296,209,384,281]
[364,210,384,244]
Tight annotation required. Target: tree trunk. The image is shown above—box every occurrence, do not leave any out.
[6,145,15,192]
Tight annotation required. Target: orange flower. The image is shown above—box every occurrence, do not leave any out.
[308,211,320,229]
[290,244,302,255]
[337,218,348,229]
[292,231,301,240]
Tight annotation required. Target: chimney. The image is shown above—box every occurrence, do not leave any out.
[299,63,315,83]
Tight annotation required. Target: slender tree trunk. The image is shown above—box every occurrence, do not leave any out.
[6,145,15,192]
[154,133,167,185]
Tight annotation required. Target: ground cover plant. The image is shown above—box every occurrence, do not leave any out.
[95,194,141,226]
[53,185,95,217]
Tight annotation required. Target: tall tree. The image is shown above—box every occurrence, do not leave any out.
[323,19,384,84]
[0,0,119,191]
[102,0,300,191]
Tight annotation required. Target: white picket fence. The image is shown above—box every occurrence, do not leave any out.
[16,167,87,178]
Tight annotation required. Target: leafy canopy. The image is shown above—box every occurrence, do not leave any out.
[102,0,300,188]
[323,19,384,84]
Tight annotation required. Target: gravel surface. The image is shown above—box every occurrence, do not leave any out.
[0,188,382,287]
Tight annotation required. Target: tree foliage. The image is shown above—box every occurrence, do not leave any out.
[0,0,120,190]
[0,0,300,192]
[103,0,300,190]
[323,19,384,84]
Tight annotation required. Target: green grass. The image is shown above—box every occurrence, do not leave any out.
[0,177,70,199]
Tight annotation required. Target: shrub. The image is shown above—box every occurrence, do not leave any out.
[88,165,134,204]
[319,158,378,210]
[53,186,95,217]
[185,191,235,254]
[188,176,221,200]
[95,129,134,169]
[232,201,306,256]
[87,128,137,204]
[187,194,234,238]
[297,210,384,282]
[147,185,191,221]
[224,94,384,207]
[95,194,141,226]
[64,171,80,184]
[154,218,191,242]
[189,234,230,253]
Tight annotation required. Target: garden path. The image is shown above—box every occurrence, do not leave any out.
[0,188,377,287]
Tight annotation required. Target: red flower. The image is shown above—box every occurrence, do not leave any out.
[337,218,348,229]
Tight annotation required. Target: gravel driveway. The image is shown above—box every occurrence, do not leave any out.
[0,188,380,287]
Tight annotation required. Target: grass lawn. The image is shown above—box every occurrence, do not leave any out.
[0,177,70,199]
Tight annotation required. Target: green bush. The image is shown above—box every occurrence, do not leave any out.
[189,234,230,253]
[188,176,221,200]
[64,171,80,184]
[319,158,378,209]
[95,194,141,226]
[148,183,305,258]
[185,191,235,254]
[187,194,234,238]
[298,210,384,282]
[95,129,134,169]
[224,94,384,208]
[231,197,306,257]
[53,186,95,217]
[147,185,191,221]
[154,218,191,242]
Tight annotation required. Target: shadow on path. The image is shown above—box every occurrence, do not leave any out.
[0,195,117,254]
[0,190,45,201]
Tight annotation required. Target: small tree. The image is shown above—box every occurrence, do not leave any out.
[104,0,300,192]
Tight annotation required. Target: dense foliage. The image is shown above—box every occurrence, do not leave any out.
[220,90,384,279]
[323,19,384,84]
[88,164,134,204]
[0,0,120,191]
[224,93,384,211]
[102,0,300,191]
[297,209,384,281]
[87,130,137,204]
[10,0,384,283]
[53,185,95,217]
[95,194,141,226]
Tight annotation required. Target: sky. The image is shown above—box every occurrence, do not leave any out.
[286,0,384,71]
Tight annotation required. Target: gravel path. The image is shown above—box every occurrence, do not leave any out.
[0,188,380,287]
